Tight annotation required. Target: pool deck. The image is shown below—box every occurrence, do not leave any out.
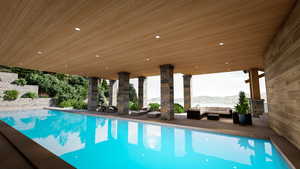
[0,107,299,169]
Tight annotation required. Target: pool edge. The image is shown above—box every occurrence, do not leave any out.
[0,121,75,169]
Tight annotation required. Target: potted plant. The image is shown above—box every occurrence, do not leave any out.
[235,91,251,125]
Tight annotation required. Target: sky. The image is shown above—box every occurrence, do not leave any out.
[130,71,266,99]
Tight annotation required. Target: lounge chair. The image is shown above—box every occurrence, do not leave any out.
[187,108,202,120]
[147,111,161,118]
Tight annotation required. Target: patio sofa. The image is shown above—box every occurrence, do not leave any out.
[187,107,232,120]
[201,107,233,118]
[130,108,150,116]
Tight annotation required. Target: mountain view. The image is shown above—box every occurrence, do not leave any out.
[147,93,267,108]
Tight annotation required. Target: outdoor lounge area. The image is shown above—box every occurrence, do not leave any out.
[0,0,300,169]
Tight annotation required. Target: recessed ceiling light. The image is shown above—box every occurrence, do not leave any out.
[37,51,43,55]
[74,27,81,31]
[219,42,224,46]
[96,55,100,58]
[155,35,160,39]
[225,62,229,65]
[146,58,150,61]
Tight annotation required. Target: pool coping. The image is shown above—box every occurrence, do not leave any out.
[0,121,75,169]
[46,108,300,169]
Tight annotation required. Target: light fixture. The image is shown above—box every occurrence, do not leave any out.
[155,35,160,39]
[146,58,150,61]
[74,27,81,31]
[225,62,229,65]
[96,54,100,58]
[219,42,224,46]
[37,51,43,55]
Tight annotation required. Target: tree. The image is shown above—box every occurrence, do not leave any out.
[129,83,137,103]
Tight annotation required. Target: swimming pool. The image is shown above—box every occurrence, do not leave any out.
[0,109,291,169]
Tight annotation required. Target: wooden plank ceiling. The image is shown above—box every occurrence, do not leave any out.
[0,0,295,79]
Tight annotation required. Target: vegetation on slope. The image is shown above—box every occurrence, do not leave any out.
[0,65,138,109]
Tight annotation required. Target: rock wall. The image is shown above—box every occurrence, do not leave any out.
[0,98,54,110]
[0,82,39,98]
[0,72,18,83]
[0,72,39,98]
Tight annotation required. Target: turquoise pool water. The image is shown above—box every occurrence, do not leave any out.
[0,109,291,169]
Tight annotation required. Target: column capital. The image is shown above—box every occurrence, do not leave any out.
[183,74,192,78]
[138,76,146,80]
[118,72,130,76]
[160,64,174,69]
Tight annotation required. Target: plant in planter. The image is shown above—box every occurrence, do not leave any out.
[234,91,252,125]
[3,90,19,101]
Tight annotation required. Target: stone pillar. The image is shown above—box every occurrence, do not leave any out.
[160,64,174,120]
[109,80,116,106]
[138,76,146,109]
[117,72,130,115]
[183,74,192,111]
[88,77,99,111]
[248,68,264,117]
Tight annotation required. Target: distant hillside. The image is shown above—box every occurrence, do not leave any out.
[147,93,267,107]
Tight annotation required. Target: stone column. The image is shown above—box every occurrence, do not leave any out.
[160,64,174,120]
[117,72,130,115]
[88,77,99,111]
[109,80,116,106]
[248,68,264,117]
[183,74,192,111]
[138,76,146,109]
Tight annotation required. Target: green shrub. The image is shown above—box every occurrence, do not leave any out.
[235,91,249,114]
[149,103,160,111]
[58,99,87,109]
[58,99,76,108]
[129,101,139,110]
[73,100,87,109]
[12,78,27,86]
[174,103,185,113]
[3,90,19,101]
[21,92,38,99]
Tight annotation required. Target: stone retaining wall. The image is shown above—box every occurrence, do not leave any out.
[0,82,39,98]
[0,98,54,110]
[0,72,18,83]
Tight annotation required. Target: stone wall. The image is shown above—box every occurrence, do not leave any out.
[0,82,39,98]
[0,72,18,83]
[264,1,300,149]
[87,77,99,111]
[0,98,54,110]
[160,64,174,120]
[0,72,39,98]
[117,72,130,114]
